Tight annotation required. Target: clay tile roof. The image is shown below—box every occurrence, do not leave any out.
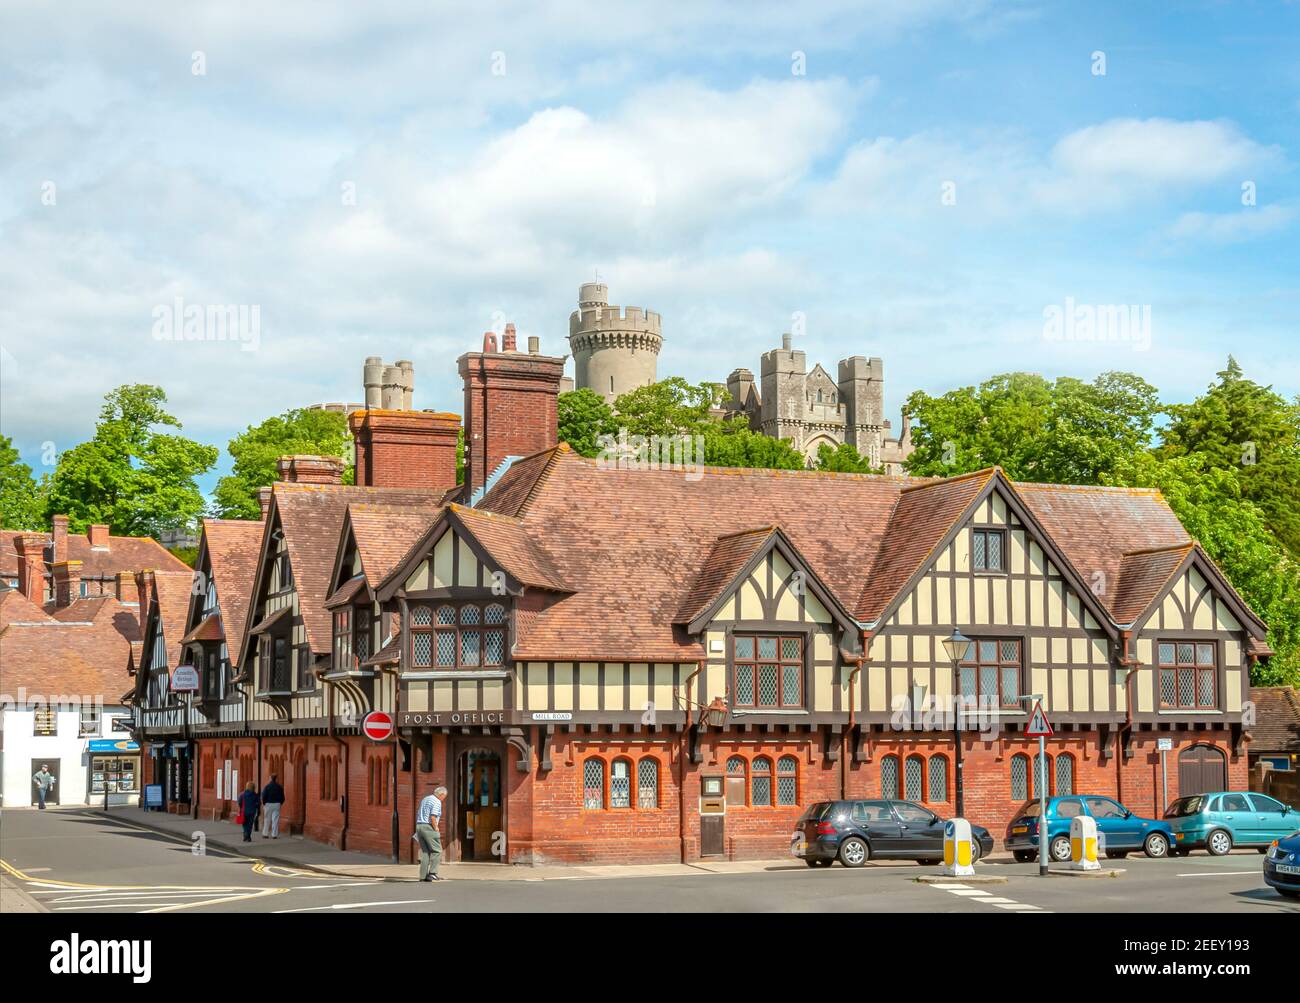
[1110,543,1195,626]
[856,470,995,624]
[201,519,263,660]
[1248,686,1300,753]
[270,483,443,654]
[1013,482,1190,621]
[675,527,777,625]
[0,588,55,627]
[347,502,444,588]
[475,446,563,517]
[361,635,402,667]
[451,505,569,593]
[249,605,292,637]
[324,575,367,609]
[152,571,196,669]
[0,527,188,579]
[181,614,224,645]
[0,596,141,699]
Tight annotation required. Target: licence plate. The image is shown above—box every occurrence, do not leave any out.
[1011,825,1028,834]
[1277,863,1300,875]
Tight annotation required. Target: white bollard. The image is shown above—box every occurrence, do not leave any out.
[1069,814,1101,871]
[941,817,976,877]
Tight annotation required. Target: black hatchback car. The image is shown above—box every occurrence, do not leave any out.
[792,799,995,867]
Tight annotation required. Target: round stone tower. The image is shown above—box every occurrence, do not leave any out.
[568,282,662,402]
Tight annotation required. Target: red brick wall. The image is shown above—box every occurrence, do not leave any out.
[193,738,258,822]
[350,410,459,492]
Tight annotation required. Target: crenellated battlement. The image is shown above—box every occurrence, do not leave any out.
[569,304,663,339]
[567,283,663,401]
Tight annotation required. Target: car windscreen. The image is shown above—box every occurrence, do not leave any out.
[1164,796,1203,818]
[798,802,834,822]
[1016,801,1042,818]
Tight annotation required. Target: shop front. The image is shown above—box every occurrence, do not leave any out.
[146,740,193,812]
[87,738,141,807]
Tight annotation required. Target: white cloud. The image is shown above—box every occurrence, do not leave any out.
[1163,204,1296,244]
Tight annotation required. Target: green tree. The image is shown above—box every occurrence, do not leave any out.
[212,407,352,519]
[1160,358,1300,559]
[815,442,879,473]
[1107,452,1300,686]
[0,435,45,529]
[44,385,217,537]
[703,420,805,470]
[904,371,1160,483]
[613,378,721,438]
[557,389,617,458]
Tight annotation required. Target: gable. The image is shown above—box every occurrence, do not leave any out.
[698,537,848,633]
[1146,566,1242,635]
[403,524,490,592]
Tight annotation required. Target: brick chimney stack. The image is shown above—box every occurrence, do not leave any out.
[258,486,274,519]
[52,560,82,608]
[276,455,346,485]
[88,524,110,548]
[458,328,565,494]
[51,515,68,563]
[135,571,155,635]
[115,571,135,602]
[349,356,459,492]
[14,532,47,606]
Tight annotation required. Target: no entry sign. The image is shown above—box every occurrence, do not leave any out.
[362,711,394,743]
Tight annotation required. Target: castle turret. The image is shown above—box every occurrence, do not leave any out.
[568,283,662,402]
[759,333,808,443]
[837,355,886,464]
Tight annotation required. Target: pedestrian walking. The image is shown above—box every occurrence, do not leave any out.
[237,781,260,843]
[414,785,447,881]
[32,765,55,809]
[260,773,285,838]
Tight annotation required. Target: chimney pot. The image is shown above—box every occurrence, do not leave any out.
[782,332,792,351]
[502,324,517,352]
[528,335,539,354]
[482,332,498,353]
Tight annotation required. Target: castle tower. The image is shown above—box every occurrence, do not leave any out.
[759,333,809,447]
[568,282,662,402]
[837,355,886,465]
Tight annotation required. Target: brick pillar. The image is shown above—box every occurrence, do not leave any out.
[52,560,82,607]
[348,410,460,491]
[458,327,565,494]
[14,532,47,605]
[276,454,345,484]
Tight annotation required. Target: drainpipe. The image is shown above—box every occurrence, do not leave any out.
[378,664,401,862]
[326,682,350,850]
[843,630,872,801]
[679,663,703,864]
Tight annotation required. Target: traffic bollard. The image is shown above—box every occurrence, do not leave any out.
[1069,814,1101,871]
[942,817,976,877]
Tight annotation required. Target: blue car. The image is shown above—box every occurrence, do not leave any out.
[1263,830,1300,899]
[1164,791,1299,856]
[1005,796,1175,862]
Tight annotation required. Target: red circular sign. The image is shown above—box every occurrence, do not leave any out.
[362,711,394,742]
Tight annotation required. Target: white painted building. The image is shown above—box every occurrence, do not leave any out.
[0,705,140,807]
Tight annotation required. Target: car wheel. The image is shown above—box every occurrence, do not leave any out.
[1207,829,1233,856]
[1144,832,1170,859]
[1049,835,1072,862]
[971,840,982,864]
[838,837,870,868]
[1013,850,1034,863]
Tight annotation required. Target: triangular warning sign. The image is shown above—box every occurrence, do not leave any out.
[1025,700,1053,737]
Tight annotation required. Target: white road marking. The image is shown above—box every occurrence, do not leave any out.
[947,888,993,896]
[1176,872,1251,878]
[273,900,421,913]
[926,880,1050,913]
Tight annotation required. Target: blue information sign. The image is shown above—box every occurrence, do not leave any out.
[144,784,164,808]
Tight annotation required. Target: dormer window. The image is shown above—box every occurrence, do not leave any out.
[411,601,508,669]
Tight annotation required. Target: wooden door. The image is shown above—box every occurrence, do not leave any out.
[471,756,502,860]
[1178,744,1226,797]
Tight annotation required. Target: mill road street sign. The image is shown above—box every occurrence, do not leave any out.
[1025,700,1053,737]
[362,710,395,743]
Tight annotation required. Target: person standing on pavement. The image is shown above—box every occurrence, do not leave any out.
[237,781,260,843]
[260,773,285,838]
[32,765,55,809]
[414,785,447,882]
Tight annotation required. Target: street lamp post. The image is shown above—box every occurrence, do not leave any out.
[942,630,973,818]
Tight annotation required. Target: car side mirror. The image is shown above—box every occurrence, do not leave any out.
[931,815,941,826]
[1123,810,1132,818]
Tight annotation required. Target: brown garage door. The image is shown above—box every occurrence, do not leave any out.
[1178,744,1226,796]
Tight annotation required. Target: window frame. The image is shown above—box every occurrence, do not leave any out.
[959,636,1023,709]
[971,527,1007,573]
[1157,639,1218,710]
[410,600,509,670]
[731,633,805,710]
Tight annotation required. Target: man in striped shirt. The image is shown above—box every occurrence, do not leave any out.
[414,786,447,882]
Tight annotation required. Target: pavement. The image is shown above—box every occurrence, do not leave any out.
[2,806,1297,913]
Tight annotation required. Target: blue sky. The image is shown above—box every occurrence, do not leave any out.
[1,1,1297,495]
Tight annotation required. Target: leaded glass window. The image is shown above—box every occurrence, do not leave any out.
[733,634,802,708]
[1158,640,1216,709]
[637,758,658,808]
[418,602,511,670]
[973,528,1005,571]
[904,755,924,801]
[726,755,746,806]
[959,637,1021,708]
[881,755,900,799]
[1032,751,1052,798]
[751,757,772,806]
[928,756,948,802]
[582,759,604,810]
[777,755,798,806]
[1010,753,1029,801]
[1055,753,1074,796]
[610,759,631,809]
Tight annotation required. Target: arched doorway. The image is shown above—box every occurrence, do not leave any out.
[1178,744,1226,796]
[456,747,504,862]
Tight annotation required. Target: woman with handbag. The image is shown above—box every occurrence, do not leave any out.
[236,781,261,843]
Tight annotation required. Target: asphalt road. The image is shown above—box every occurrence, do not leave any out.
[2,808,1297,914]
